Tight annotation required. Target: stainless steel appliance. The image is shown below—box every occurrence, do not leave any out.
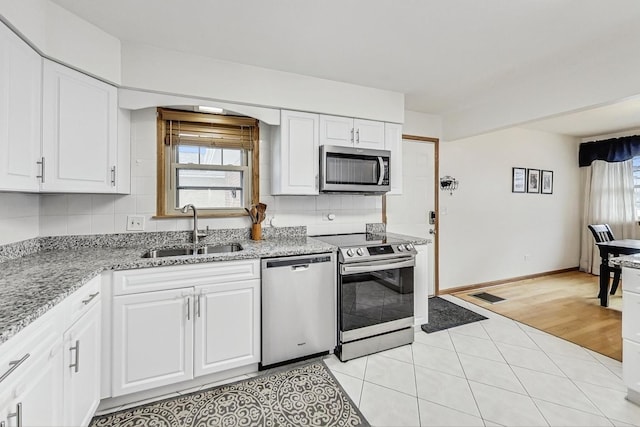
[260,253,337,368]
[312,233,416,361]
[319,145,390,194]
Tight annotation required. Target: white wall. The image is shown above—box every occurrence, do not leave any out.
[39,109,382,236]
[438,127,581,290]
[0,0,121,83]
[120,42,404,124]
[0,193,39,245]
[403,110,442,139]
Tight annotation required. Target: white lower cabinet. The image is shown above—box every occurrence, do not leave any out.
[194,280,260,377]
[110,261,261,397]
[63,304,102,427]
[0,336,63,427]
[112,289,194,396]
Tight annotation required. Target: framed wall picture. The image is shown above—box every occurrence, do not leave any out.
[512,167,526,193]
[527,169,540,193]
[541,170,553,194]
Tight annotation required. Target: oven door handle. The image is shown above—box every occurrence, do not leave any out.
[341,257,415,275]
[377,156,385,185]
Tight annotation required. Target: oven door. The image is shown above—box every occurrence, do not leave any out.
[339,257,414,339]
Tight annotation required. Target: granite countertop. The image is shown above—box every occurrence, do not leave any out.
[0,229,336,345]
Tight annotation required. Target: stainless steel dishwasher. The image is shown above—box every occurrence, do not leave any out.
[261,252,337,368]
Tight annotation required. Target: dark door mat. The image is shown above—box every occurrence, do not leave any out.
[471,292,506,304]
[421,297,488,333]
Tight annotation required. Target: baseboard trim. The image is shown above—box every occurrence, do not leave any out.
[438,267,579,295]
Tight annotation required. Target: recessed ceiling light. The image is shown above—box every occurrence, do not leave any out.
[198,105,224,114]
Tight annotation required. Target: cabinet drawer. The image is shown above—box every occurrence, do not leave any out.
[623,291,640,343]
[112,260,260,296]
[64,275,102,327]
[624,339,640,393]
[622,267,640,293]
[0,314,61,390]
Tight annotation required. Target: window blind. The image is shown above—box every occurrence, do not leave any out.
[159,108,257,150]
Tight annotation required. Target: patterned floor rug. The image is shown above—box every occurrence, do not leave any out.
[90,360,369,427]
[421,296,488,333]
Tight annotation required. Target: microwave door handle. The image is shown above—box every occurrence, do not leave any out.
[377,157,385,185]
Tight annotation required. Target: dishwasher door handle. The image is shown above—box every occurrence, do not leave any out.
[292,264,310,271]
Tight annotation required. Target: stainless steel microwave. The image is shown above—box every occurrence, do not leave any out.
[319,145,390,194]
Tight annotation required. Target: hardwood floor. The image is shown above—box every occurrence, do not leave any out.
[452,271,623,361]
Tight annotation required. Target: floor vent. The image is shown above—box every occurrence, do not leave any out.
[471,292,506,304]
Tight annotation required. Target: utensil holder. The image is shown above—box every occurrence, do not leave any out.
[251,223,262,241]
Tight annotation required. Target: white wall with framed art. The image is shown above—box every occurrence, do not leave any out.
[541,170,554,194]
[527,168,540,193]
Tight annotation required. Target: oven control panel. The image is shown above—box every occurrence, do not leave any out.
[339,243,416,262]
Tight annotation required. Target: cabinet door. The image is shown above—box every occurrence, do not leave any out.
[1,339,64,427]
[0,22,41,192]
[112,289,193,396]
[63,304,101,427]
[272,110,319,195]
[385,122,403,194]
[42,59,117,193]
[194,280,260,377]
[319,115,354,147]
[355,119,385,149]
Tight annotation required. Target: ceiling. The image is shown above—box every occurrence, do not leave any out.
[49,0,640,137]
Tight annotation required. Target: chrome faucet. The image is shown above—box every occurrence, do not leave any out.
[181,204,206,246]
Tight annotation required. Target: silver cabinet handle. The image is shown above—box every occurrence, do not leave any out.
[7,403,22,427]
[0,354,30,384]
[69,340,80,373]
[350,128,354,143]
[196,295,201,318]
[36,157,45,183]
[356,128,360,144]
[110,166,116,186]
[186,297,191,320]
[82,292,100,305]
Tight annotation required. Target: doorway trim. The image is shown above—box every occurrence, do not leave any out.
[382,134,440,295]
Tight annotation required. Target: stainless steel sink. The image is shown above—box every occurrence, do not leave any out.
[142,243,243,258]
[199,243,243,254]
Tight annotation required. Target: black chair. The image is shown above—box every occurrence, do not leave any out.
[587,224,621,296]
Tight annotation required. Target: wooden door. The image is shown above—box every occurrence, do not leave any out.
[386,137,438,296]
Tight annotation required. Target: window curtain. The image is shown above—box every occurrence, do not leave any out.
[579,159,638,274]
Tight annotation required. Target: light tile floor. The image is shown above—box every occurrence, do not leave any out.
[324,295,640,427]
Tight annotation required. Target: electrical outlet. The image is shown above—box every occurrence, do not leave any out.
[127,215,144,231]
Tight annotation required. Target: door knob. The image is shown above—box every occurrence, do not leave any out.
[429,229,436,235]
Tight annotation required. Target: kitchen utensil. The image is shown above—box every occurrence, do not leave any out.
[244,207,256,223]
[256,202,267,224]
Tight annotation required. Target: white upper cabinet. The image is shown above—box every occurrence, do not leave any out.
[271,110,319,195]
[42,59,119,193]
[0,22,42,192]
[385,123,403,194]
[319,114,385,150]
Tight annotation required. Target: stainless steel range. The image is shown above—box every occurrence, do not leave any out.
[313,233,416,361]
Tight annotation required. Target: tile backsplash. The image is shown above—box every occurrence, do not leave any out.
[34,108,382,241]
[0,193,40,245]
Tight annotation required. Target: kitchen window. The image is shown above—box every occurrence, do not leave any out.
[157,108,259,217]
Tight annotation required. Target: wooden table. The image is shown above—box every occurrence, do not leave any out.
[595,239,640,306]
